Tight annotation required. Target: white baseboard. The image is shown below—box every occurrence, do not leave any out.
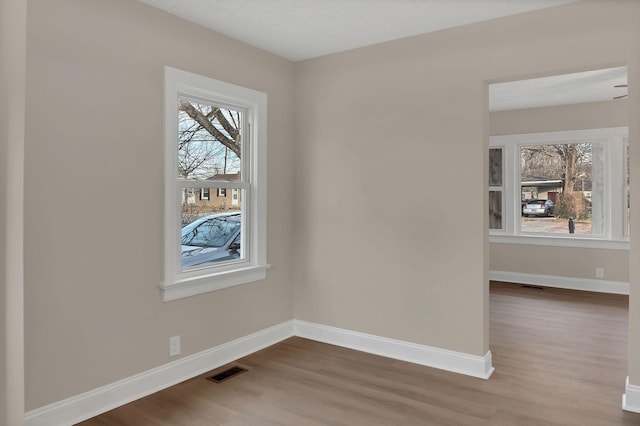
[25,319,497,425]
[293,319,494,379]
[490,270,629,295]
[24,320,295,426]
[623,376,640,413]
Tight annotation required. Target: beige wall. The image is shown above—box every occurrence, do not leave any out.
[490,100,628,136]
[490,100,630,283]
[1,0,26,423]
[491,244,629,283]
[25,0,295,410]
[293,40,488,356]
[1,23,8,423]
[292,0,639,361]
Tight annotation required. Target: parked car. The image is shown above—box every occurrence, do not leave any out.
[181,212,241,269]
[522,199,555,217]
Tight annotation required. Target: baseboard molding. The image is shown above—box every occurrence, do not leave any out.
[25,319,497,424]
[293,319,494,380]
[490,270,629,295]
[24,320,295,426]
[623,376,640,413]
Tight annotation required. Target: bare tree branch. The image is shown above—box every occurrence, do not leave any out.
[179,101,241,158]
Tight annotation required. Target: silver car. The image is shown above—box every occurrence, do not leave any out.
[522,199,555,217]
[181,212,241,269]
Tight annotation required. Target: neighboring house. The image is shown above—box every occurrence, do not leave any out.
[183,172,241,211]
[521,176,592,203]
[521,176,563,202]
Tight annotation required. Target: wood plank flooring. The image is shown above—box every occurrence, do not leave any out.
[78,282,640,425]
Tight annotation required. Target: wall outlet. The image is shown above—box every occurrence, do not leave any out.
[596,268,604,279]
[169,335,181,357]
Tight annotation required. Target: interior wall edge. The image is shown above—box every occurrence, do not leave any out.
[1,0,26,424]
[623,376,640,413]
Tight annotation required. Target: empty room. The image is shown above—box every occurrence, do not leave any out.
[2,0,640,424]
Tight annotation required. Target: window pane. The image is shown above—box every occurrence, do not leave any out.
[520,143,593,235]
[177,98,242,180]
[180,187,243,271]
[181,186,241,226]
[489,191,502,230]
[489,148,502,186]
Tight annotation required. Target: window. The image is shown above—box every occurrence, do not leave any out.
[162,67,268,301]
[489,147,504,230]
[520,142,599,235]
[490,127,629,249]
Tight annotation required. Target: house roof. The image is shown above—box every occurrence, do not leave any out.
[207,172,241,181]
[521,176,563,187]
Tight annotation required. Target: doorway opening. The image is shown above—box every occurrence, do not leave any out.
[487,66,630,414]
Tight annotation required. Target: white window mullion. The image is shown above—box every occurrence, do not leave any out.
[507,142,518,235]
[590,140,605,237]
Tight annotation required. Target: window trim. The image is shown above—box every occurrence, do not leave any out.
[161,66,269,301]
[200,187,210,200]
[489,127,629,250]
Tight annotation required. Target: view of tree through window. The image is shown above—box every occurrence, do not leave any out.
[520,143,593,234]
[178,99,244,270]
[178,99,241,180]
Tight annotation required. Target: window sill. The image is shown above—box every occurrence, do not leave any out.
[489,234,629,250]
[160,264,270,302]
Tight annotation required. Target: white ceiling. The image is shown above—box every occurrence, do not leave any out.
[137,0,628,111]
[137,0,577,62]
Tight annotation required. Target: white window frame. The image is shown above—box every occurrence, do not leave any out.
[161,67,268,301]
[490,127,629,250]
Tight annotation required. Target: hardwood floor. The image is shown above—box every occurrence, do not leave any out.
[78,282,640,425]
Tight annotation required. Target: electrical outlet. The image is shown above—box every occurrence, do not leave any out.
[596,268,604,279]
[169,335,181,357]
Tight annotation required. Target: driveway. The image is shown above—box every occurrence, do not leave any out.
[521,217,591,234]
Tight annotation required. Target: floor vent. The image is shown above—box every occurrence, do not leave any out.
[521,284,545,290]
[207,366,248,383]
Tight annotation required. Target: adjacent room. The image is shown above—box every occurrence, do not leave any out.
[2,0,640,424]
